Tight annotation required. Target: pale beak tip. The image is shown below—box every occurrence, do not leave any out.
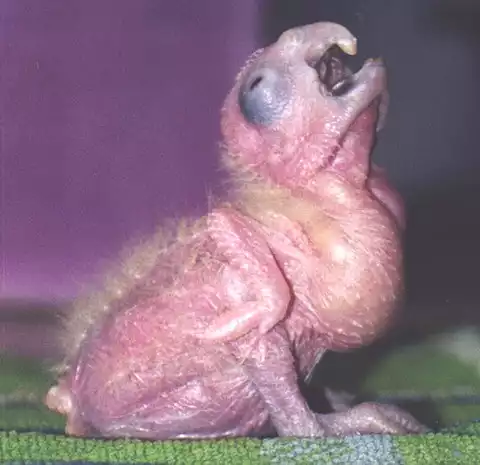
[338,38,357,56]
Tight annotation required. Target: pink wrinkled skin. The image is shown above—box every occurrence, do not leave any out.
[45,22,425,439]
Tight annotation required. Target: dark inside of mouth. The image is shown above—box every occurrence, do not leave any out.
[313,45,354,96]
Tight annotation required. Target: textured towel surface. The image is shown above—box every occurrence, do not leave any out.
[1,427,480,465]
[1,328,480,464]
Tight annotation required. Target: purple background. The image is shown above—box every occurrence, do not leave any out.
[0,0,260,301]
